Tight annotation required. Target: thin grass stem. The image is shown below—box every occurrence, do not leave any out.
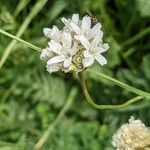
[122,26,150,47]
[0,0,48,69]
[35,87,77,150]
[88,69,150,98]
[0,29,41,52]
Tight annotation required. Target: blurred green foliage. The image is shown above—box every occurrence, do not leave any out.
[0,0,150,149]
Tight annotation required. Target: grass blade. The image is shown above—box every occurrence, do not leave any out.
[0,0,48,69]
[0,29,41,52]
[88,69,150,98]
[35,87,77,150]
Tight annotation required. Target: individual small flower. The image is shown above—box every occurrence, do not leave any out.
[40,13,109,73]
[44,31,78,73]
[63,14,109,68]
[61,14,80,32]
[112,116,150,150]
[43,25,62,42]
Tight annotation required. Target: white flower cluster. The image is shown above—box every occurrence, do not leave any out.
[40,14,109,73]
[112,116,150,150]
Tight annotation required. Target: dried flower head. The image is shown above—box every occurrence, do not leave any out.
[112,116,150,150]
[40,14,109,73]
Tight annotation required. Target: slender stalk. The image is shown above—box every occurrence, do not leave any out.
[14,0,31,17]
[0,29,41,52]
[122,26,150,47]
[35,87,77,150]
[88,69,150,98]
[0,0,48,69]
[79,72,143,110]
[0,140,15,146]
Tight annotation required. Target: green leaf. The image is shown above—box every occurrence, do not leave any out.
[136,0,150,17]
[143,54,150,80]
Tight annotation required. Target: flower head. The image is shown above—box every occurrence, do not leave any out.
[40,14,109,73]
[112,116,150,150]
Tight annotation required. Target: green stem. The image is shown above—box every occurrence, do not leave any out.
[0,140,15,146]
[35,87,77,150]
[14,0,31,17]
[79,72,143,110]
[0,29,41,52]
[122,26,150,47]
[88,69,150,98]
[0,0,48,69]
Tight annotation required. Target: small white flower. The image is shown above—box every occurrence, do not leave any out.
[61,14,80,32]
[112,116,150,150]
[46,31,78,73]
[40,13,109,73]
[70,15,109,67]
[46,63,61,73]
[43,26,62,42]
[40,47,54,61]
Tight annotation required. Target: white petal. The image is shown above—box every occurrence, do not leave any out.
[61,18,74,32]
[94,53,107,66]
[70,22,82,35]
[47,55,65,65]
[90,46,100,54]
[83,56,94,67]
[43,28,51,38]
[93,30,103,39]
[74,35,90,50]
[97,30,103,39]
[70,43,78,56]
[91,35,102,47]
[40,48,54,60]
[100,43,109,53]
[63,57,72,68]
[48,40,62,54]
[61,17,69,26]
[91,42,109,54]
[51,26,60,40]
[62,32,72,48]
[81,16,91,31]
[92,23,103,38]
[84,50,92,57]
[46,63,60,73]
[43,26,60,41]
[92,23,102,32]
[72,14,79,24]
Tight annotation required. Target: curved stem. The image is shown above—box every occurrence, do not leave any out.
[35,87,77,150]
[79,72,143,110]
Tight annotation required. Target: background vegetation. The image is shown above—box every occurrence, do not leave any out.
[0,0,150,149]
